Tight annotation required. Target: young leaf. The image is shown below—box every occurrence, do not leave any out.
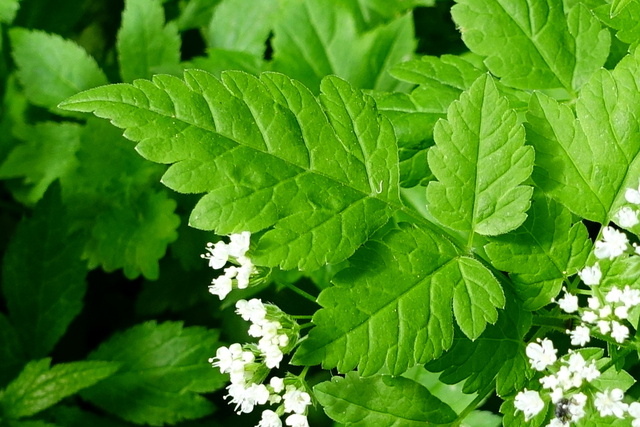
[8,28,108,113]
[0,358,119,419]
[1,185,87,358]
[271,0,415,93]
[314,371,457,426]
[206,0,277,56]
[612,0,634,16]
[485,193,591,310]
[59,71,400,271]
[427,74,534,237]
[292,223,504,376]
[451,0,610,91]
[0,122,81,205]
[117,0,181,82]
[593,1,640,45]
[0,0,20,24]
[80,321,225,425]
[525,50,640,224]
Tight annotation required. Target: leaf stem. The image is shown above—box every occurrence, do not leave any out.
[292,315,314,320]
[279,281,317,303]
[453,381,496,426]
[532,315,572,330]
[299,322,314,330]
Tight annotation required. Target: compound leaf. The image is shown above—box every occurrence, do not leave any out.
[315,371,457,426]
[427,74,534,237]
[292,223,504,376]
[451,0,610,91]
[81,321,225,426]
[0,358,119,419]
[525,49,640,224]
[60,71,400,271]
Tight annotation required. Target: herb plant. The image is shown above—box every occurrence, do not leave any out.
[2,0,640,426]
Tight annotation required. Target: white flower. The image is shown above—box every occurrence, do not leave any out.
[578,263,602,285]
[236,299,267,324]
[549,388,564,403]
[588,296,601,309]
[557,291,579,313]
[617,207,639,227]
[611,321,629,343]
[540,374,558,390]
[615,304,629,319]
[566,352,586,373]
[514,389,544,421]
[594,388,628,418]
[594,226,628,259]
[606,287,623,303]
[285,414,309,427]
[270,376,285,393]
[626,181,640,204]
[623,286,640,307]
[228,231,251,258]
[569,392,587,421]
[629,402,640,427]
[546,419,567,427]
[261,342,284,369]
[597,320,611,334]
[258,410,283,427]
[526,338,557,371]
[236,258,255,289]
[581,361,600,382]
[209,344,242,374]
[581,310,597,323]
[201,241,230,269]
[568,325,590,346]
[209,275,233,300]
[283,385,312,414]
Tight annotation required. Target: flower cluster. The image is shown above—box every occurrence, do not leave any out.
[210,298,311,427]
[201,231,257,299]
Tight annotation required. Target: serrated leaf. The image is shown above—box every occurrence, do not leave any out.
[61,118,179,280]
[525,50,640,224]
[426,292,532,397]
[117,0,181,82]
[175,0,220,30]
[8,28,108,113]
[612,0,634,16]
[0,358,119,419]
[452,0,610,91]
[427,74,534,237]
[594,1,640,45]
[0,313,25,387]
[81,321,225,426]
[206,0,276,56]
[1,185,87,358]
[185,48,264,77]
[292,223,504,376]
[485,193,591,310]
[0,122,81,205]
[315,371,457,426]
[0,0,20,24]
[353,0,435,26]
[46,405,134,427]
[271,0,415,93]
[59,71,400,271]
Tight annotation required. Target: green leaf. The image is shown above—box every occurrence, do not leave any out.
[117,0,181,82]
[0,358,119,419]
[293,223,504,376]
[271,0,416,93]
[0,313,25,388]
[594,1,640,45]
[59,71,400,271]
[451,0,610,91]
[0,122,81,205]
[61,118,180,280]
[426,292,532,397]
[427,74,534,237]
[206,0,277,56]
[525,50,640,224]
[46,405,135,427]
[612,0,634,16]
[314,371,457,426]
[185,48,264,77]
[353,0,435,26]
[81,321,225,426]
[1,185,87,358]
[8,28,108,113]
[0,0,20,24]
[174,0,220,30]
[485,193,591,310]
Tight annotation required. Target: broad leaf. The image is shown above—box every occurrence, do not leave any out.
[315,371,457,426]
[427,74,534,237]
[485,193,591,310]
[451,0,610,91]
[0,0,19,24]
[292,223,504,376]
[117,0,181,82]
[525,49,640,224]
[0,358,119,419]
[1,185,87,358]
[353,0,435,26]
[612,0,635,16]
[0,122,81,205]
[271,0,415,93]
[594,1,640,45]
[81,321,226,426]
[59,71,400,271]
[0,313,25,388]
[9,28,108,113]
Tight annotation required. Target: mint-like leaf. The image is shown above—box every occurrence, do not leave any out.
[525,50,640,224]
[427,74,534,237]
[1,185,87,358]
[81,321,225,425]
[315,371,457,425]
[293,223,504,376]
[117,0,181,82]
[59,71,400,271]
[452,0,610,91]
[8,28,108,113]
[594,1,640,45]
[0,358,119,419]
[485,193,591,310]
